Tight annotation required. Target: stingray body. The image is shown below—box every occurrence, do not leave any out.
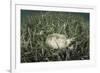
[45,33,74,49]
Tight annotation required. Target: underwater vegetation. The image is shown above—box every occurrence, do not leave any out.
[21,10,89,63]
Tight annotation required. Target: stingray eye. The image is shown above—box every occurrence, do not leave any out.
[66,37,75,46]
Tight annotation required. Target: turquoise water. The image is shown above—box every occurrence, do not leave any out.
[21,10,89,23]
